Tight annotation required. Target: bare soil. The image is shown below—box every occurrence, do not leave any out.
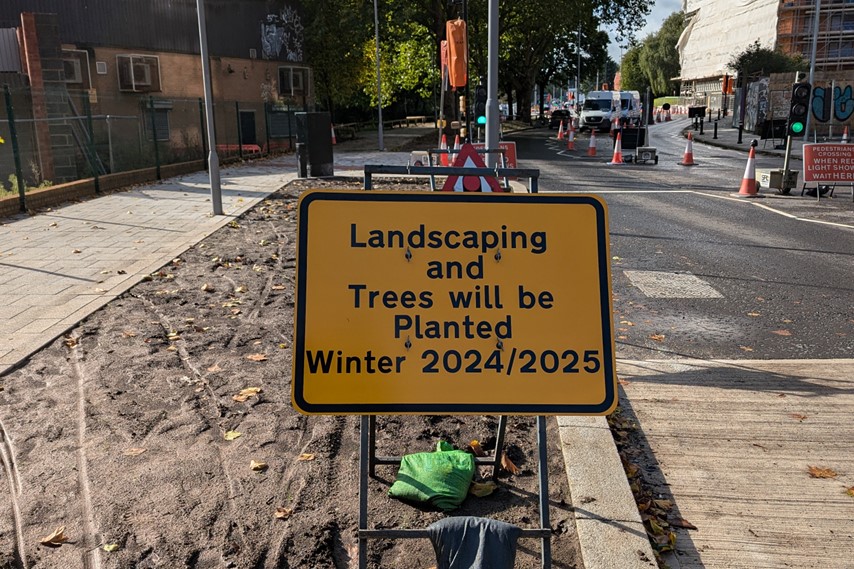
[0,176,581,568]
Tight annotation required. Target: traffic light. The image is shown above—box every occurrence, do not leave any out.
[474,85,487,125]
[787,82,811,137]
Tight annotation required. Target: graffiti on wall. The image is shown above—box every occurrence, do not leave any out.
[261,6,304,62]
[745,78,769,132]
[811,85,854,123]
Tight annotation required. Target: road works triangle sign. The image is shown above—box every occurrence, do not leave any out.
[441,142,504,192]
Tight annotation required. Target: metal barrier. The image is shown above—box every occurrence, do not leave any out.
[363,164,540,193]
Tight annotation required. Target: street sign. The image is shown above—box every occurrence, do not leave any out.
[441,143,503,192]
[803,143,854,182]
[292,191,616,415]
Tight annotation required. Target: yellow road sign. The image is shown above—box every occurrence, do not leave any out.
[292,191,616,415]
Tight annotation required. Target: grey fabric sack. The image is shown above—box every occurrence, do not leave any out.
[427,516,522,569]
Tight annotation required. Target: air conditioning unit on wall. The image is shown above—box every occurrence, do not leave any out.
[117,54,161,92]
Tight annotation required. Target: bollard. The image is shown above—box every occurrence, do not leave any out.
[693,117,698,131]
[713,121,718,139]
[717,109,721,120]
[708,108,712,123]
[699,119,704,135]
[296,142,308,178]
[737,124,743,144]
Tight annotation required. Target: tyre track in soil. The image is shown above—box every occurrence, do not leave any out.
[66,336,102,569]
[131,293,250,560]
[0,416,28,569]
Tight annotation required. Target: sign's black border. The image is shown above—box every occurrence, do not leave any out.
[292,191,615,415]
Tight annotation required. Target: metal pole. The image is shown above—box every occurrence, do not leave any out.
[106,116,115,173]
[149,96,161,180]
[805,0,821,141]
[463,0,470,142]
[4,84,26,213]
[484,0,499,167]
[196,0,223,215]
[199,98,208,170]
[83,96,100,193]
[537,416,552,568]
[373,0,384,151]
[358,415,369,569]
[236,101,243,160]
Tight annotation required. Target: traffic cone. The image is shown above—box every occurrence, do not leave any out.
[843,126,849,143]
[566,122,576,150]
[331,124,337,145]
[587,130,597,156]
[665,109,672,122]
[655,108,661,123]
[737,147,759,196]
[557,120,565,141]
[451,134,461,163]
[679,132,696,166]
[440,134,449,166]
[608,132,625,164]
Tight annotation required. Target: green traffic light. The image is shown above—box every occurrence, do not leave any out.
[791,122,804,134]
[477,116,487,125]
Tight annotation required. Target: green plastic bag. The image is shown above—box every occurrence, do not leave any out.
[388,441,475,511]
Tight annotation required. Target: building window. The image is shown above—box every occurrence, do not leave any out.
[144,100,173,142]
[278,66,309,97]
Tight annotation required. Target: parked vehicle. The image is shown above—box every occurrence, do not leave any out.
[579,91,620,133]
[549,109,573,129]
[619,91,642,125]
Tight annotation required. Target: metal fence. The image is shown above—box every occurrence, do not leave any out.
[0,82,300,207]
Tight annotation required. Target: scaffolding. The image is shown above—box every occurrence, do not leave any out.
[777,0,854,72]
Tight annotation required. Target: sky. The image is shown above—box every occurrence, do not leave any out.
[607,0,683,64]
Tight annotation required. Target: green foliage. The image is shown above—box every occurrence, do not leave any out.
[727,40,804,75]
[637,11,684,96]
[619,45,646,91]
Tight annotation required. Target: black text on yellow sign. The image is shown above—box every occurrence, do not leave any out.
[292,191,616,415]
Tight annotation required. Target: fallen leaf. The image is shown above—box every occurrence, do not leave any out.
[618,378,631,386]
[272,284,287,290]
[739,346,754,352]
[297,453,315,462]
[233,387,263,402]
[747,311,761,317]
[500,452,520,475]
[250,460,268,472]
[808,465,837,478]
[846,487,854,498]
[201,283,215,292]
[649,334,665,342]
[72,249,81,254]
[102,543,120,552]
[653,499,673,510]
[469,481,498,497]
[63,336,78,348]
[122,330,137,338]
[246,353,268,362]
[791,413,807,422]
[671,518,698,530]
[468,440,487,457]
[274,507,293,519]
[49,222,58,227]
[224,431,242,441]
[771,329,792,336]
[207,364,222,373]
[235,285,247,293]
[123,447,147,457]
[39,526,68,546]
[612,256,621,260]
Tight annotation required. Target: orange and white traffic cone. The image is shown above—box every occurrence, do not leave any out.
[566,122,576,150]
[737,147,759,197]
[679,132,696,166]
[655,108,661,123]
[451,134,461,163]
[609,132,625,164]
[557,120,565,141]
[331,124,337,145]
[440,134,449,166]
[843,126,849,143]
[587,130,597,157]
[665,109,672,122]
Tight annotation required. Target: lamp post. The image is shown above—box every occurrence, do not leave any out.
[196,0,222,215]
[373,0,384,150]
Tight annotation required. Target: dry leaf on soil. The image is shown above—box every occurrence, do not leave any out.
[297,453,315,462]
[671,517,698,530]
[250,460,269,472]
[846,487,854,498]
[233,387,263,402]
[39,526,68,546]
[207,363,223,373]
[649,334,665,342]
[246,353,268,362]
[275,507,294,519]
[808,465,837,478]
[791,413,807,422]
[771,329,792,336]
[122,447,147,457]
[469,481,498,497]
[468,440,487,457]
[102,543,120,552]
[500,452,520,475]
[224,431,242,441]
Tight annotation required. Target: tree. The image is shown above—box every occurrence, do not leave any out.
[727,40,804,76]
[637,11,684,96]
[619,44,647,92]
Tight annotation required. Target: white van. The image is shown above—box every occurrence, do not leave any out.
[579,90,620,133]
[619,91,642,125]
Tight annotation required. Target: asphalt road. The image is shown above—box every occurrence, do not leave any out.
[506,122,854,361]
